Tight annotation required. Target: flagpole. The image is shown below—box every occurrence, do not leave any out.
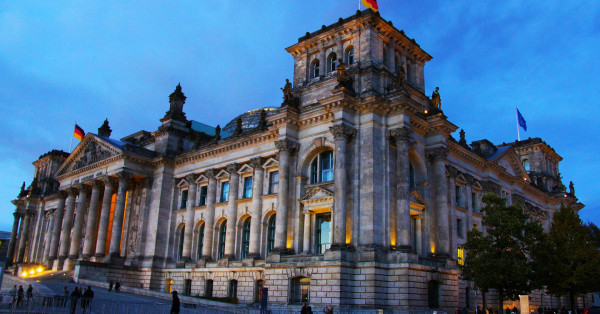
[70,123,75,153]
[515,107,521,141]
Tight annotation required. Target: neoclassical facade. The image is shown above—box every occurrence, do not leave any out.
[7,10,583,310]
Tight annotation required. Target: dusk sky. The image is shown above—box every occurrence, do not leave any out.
[1,1,598,232]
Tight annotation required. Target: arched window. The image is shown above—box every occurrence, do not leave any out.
[289,277,310,303]
[241,218,251,259]
[177,225,185,261]
[196,224,204,260]
[266,215,276,253]
[315,213,331,254]
[310,150,334,184]
[217,220,227,259]
[327,52,337,72]
[346,47,354,64]
[522,159,530,171]
[311,59,320,78]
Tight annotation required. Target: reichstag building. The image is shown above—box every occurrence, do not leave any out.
[7,9,583,311]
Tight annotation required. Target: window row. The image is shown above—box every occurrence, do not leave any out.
[454,184,481,213]
[310,47,355,79]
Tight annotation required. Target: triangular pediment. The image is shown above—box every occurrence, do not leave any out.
[494,148,529,180]
[237,164,254,174]
[300,186,334,202]
[56,134,121,176]
[176,179,189,188]
[195,174,208,184]
[410,189,426,205]
[262,157,279,169]
[216,169,230,179]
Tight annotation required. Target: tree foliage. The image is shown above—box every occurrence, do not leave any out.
[460,193,546,308]
[544,206,600,311]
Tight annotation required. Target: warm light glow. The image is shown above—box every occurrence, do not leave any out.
[424,110,429,114]
[457,247,465,266]
[29,270,34,275]
[430,243,436,253]
[37,267,43,273]
[21,272,27,277]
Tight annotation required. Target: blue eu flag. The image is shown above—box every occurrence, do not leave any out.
[517,108,527,131]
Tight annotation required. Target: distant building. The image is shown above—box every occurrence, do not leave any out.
[7,9,585,311]
[0,231,10,258]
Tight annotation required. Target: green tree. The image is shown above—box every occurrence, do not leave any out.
[460,193,546,311]
[544,206,600,312]
[585,222,600,249]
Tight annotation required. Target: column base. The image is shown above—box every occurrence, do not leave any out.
[63,258,75,271]
[54,257,66,270]
[104,254,124,265]
[329,243,355,251]
[391,245,413,253]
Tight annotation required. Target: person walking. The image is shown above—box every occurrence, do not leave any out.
[70,287,82,314]
[171,291,180,314]
[108,280,114,292]
[115,281,121,292]
[82,286,94,313]
[9,285,16,306]
[301,303,313,314]
[26,285,33,305]
[16,285,24,307]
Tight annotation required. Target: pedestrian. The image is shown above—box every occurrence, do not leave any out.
[301,303,313,314]
[108,280,114,292]
[323,306,333,314]
[26,285,33,304]
[115,281,121,293]
[171,291,180,314]
[9,285,16,306]
[62,286,69,307]
[82,286,94,312]
[456,308,462,314]
[16,285,24,307]
[70,287,82,314]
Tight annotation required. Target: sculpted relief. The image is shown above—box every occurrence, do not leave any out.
[71,140,116,171]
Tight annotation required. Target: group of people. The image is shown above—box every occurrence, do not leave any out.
[108,280,121,292]
[300,303,333,314]
[8,284,34,307]
[60,285,94,314]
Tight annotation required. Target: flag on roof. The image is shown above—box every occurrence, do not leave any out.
[362,0,379,12]
[74,124,85,141]
[516,108,527,131]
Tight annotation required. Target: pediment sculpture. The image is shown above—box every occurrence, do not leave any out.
[71,140,116,171]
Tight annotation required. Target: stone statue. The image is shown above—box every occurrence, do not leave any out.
[215,124,221,140]
[569,181,575,195]
[431,87,441,110]
[395,62,406,88]
[281,79,293,103]
[258,109,267,129]
[336,59,348,84]
[20,181,25,193]
[234,117,243,135]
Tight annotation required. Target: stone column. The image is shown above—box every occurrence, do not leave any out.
[273,139,297,252]
[415,214,423,256]
[336,41,344,63]
[95,177,116,258]
[201,169,217,260]
[58,188,78,262]
[390,127,412,250]
[7,212,22,265]
[302,211,311,254]
[319,47,326,75]
[68,184,90,263]
[427,147,450,257]
[108,172,130,259]
[224,163,240,258]
[47,192,66,263]
[329,124,355,249]
[82,181,102,259]
[42,210,55,264]
[16,211,33,263]
[182,174,197,262]
[248,158,264,258]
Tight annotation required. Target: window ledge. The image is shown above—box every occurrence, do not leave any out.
[236,198,252,205]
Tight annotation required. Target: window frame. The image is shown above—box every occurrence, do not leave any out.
[217,220,227,259]
[198,185,208,206]
[228,280,238,299]
[177,225,185,261]
[220,181,230,203]
[346,47,354,64]
[180,189,188,209]
[311,59,320,78]
[327,52,337,72]
[310,150,334,184]
[243,176,253,199]
[268,171,279,194]
[266,215,276,254]
[196,224,204,260]
[315,212,332,254]
[241,218,251,259]
[289,277,310,304]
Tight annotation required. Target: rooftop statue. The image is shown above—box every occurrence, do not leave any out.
[430,87,441,110]
[336,60,348,84]
[281,79,293,103]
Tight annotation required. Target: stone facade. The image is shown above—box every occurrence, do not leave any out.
[7,9,584,311]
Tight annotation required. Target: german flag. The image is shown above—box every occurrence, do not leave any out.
[74,124,85,141]
[362,0,378,12]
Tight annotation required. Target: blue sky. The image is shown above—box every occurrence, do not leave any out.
[0,1,599,232]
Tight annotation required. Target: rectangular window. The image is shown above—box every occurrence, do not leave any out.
[455,185,462,207]
[228,280,238,299]
[457,218,463,237]
[457,247,465,266]
[180,190,188,209]
[243,177,253,199]
[205,280,213,297]
[315,213,332,254]
[289,277,310,304]
[198,186,208,206]
[472,193,478,212]
[220,182,229,202]
[320,151,333,182]
[269,171,279,194]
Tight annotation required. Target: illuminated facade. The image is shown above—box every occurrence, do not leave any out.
[7,10,583,310]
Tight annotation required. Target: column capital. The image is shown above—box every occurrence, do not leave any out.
[274,139,298,154]
[426,147,448,162]
[67,187,79,197]
[13,211,23,219]
[101,176,117,188]
[91,180,103,190]
[205,169,216,180]
[140,177,154,189]
[387,127,412,144]
[446,165,459,177]
[58,190,68,200]
[329,124,356,141]
[249,157,264,169]
[226,163,240,174]
[185,174,198,184]
[116,171,131,181]
[76,183,91,194]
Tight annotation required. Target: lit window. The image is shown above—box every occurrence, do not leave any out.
[196,224,204,260]
[327,52,337,72]
[228,280,238,299]
[458,247,465,266]
[267,215,276,253]
[177,225,185,261]
[220,182,229,202]
[217,220,227,259]
[180,190,188,209]
[243,177,253,199]
[315,213,331,254]
[289,277,310,304]
[346,47,354,64]
[198,186,207,206]
[310,151,334,184]
[269,171,279,194]
[522,159,530,171]
[311,60,320,78]
[241,218,251,259]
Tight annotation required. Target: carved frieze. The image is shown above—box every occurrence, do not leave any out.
[388,127,412,144]
[275,139,298,153]
[329,124,356,141]
[71,141,116,171]
[426,147,448,162]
